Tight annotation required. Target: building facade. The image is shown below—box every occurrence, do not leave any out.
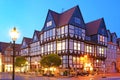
[117,38,120,72]
[106,30,117,73]
[0,42,20,72]
[20,6,109,73]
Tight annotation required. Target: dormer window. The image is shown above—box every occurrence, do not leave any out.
[47,21,52,27]
[74,17,80,24]
[100,35,105,42]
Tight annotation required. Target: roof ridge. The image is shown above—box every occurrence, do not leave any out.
[86,18,103,24]
[60,5,78,14]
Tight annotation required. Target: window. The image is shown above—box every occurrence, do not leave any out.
[100,35,105,42]
[61,26,65,34]
[99,47,104,54]
[62,41,65,50]
[57,41,61,50]
[48,43,50,52]
[69,25,74,34]
[57,28,60,36]
[74,17,80,24]
[47,21,52,27]
[86,45,92,53]
[53,29,55,36]
[78,42,80,50]
[69,40,73,49]
[44,32,46,39]
[65,25,68,33]
[51,43,53,51]
[47,30,50,38]
[50,29,53,37]
[74,42,77,50]
[74,27,78,35]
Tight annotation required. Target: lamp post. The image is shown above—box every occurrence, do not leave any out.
[10,27,19,80]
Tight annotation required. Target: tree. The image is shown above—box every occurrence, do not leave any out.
[15,56,28,72]
[40,54,61,68]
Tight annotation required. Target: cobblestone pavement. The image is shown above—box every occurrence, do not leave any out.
[0,72,120,80]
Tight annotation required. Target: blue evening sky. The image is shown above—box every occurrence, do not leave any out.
[0,0,120,43]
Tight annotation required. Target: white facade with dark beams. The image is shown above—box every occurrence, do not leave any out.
[20,5,109,72]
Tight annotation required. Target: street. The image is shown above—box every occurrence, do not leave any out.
[0,72,120,80]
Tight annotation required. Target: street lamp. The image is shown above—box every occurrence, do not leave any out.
[10,27,19,80]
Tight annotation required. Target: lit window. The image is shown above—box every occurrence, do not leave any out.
[87,46,89,52]
[78,43,80,50]
[99,47,104,54]
[61,26,64,34]
[100,35,105,42]
[51,43,53,51]
[47,21,52,27]
[89,46,92,53]
[57,41,61,50]
[86,45,92,53]
[74,42,77,50]
[48,44,50,52]
[62,41,65,50]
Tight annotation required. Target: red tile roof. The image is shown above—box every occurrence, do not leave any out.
[86,18,103,36]
[0,42,21,54]
[49,5,78,27]
[0,42,10,53]
[58,6,76,26]
[15,44,21,52]
[22,37,32,45]
[50,10,60,26]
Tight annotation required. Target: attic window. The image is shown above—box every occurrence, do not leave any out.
[74,17,80,24]
[47,21,52,27]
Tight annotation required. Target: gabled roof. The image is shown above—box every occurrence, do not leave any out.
[15,44,21,52]
[24,37,32,44]
[86,18,103,36]
[0,42,10,53]
[21,37,32,49]
[50,10,60,26]
[58,6,77,26]
[111,32,117,38]
[45,5,79,27]
[0,42,21,54]
[34,30,40,40]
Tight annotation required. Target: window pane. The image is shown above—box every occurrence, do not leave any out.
[53,29,55,36]
[61,26,64,34]
[78,42,80,50]
[74,17,80,24]
[50,29,53,37]
[47,30,49,38]
[57,41,61,50]
[44,32,46,39]
[47,21,52,27]
[65,25,68,33]
[69,40,73,49]
[57,28,60,35]
[62,41,65,50]
[69,25,74,29]
[74,41,77,50]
